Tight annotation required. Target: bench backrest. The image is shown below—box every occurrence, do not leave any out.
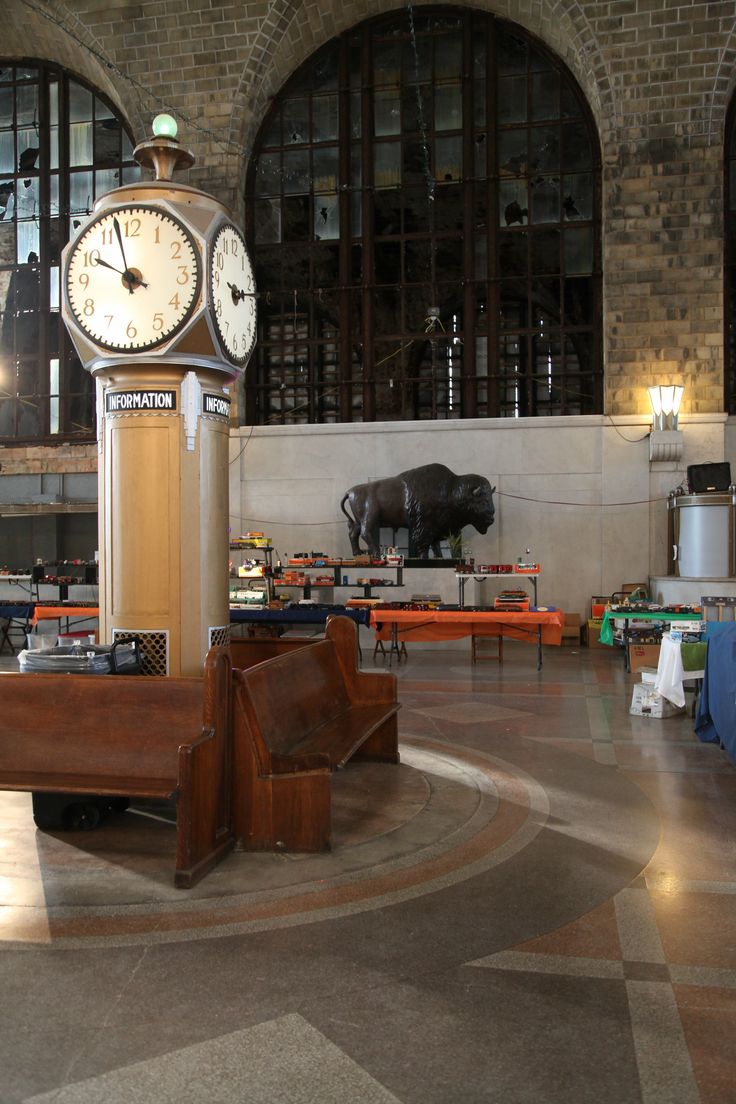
[238,639,349,756]
[231,636,318,670]
[0,673,205,781]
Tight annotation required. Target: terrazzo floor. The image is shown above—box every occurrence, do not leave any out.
[1,636,735,1102]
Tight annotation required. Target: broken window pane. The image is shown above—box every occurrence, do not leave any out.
[313,194,339,240]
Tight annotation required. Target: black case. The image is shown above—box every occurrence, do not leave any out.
[687,462,731,493]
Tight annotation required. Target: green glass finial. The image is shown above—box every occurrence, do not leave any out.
[152,113,178,139]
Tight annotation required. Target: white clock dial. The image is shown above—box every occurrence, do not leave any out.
[65,204,201,352]
[210,223,257,365]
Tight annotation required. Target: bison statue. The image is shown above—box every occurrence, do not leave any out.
[340,463,496,559]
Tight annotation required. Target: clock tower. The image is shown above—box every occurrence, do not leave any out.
[61,116,256,676]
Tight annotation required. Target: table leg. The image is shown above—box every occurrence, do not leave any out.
[373,624,406,666]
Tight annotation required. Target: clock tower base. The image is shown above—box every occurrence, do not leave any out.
[95,364,232,677]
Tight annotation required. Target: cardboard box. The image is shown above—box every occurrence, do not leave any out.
[561,613,582,642]
[630,683,683,718]
[585,618,610,649]
[591,595,609,619]
[627,643,661,672]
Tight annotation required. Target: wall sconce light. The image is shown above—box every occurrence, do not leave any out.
[648,385,684,431]
[648,384,684,462]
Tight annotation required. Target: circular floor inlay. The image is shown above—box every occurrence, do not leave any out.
[0,737,548,947]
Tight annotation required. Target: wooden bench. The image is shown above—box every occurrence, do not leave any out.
[232,614,400,852]
[0,646,234,888]
[230,635,318,670]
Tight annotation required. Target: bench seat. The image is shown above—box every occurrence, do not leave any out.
[232,615,400,851]
[0,771,177,799]
[288,703,402,770]
[0,646,234,888]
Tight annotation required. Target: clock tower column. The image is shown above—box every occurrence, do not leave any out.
[62,117,256,676]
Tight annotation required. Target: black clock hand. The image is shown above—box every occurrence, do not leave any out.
[113,217,135,294]
[227,281,246,303]
[122,269,149,292]
[95,255,149,291]
[95,257,126,277]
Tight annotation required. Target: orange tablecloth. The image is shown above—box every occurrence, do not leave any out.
[31,605,99,627]
[369,608,564,645]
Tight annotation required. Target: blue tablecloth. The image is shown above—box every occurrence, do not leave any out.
[0,604,34,619]
[230,606,372,627]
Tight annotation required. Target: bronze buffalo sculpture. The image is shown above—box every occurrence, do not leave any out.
[340,463,496,559]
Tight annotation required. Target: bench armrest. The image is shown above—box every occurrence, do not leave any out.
[344,669,397,705]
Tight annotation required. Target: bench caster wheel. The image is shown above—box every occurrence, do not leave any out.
[63,803,102,831]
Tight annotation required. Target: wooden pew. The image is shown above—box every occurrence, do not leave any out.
[232,614,400,852]
[230,635,318,669]
[0,646,234,888]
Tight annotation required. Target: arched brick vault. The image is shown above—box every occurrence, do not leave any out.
[710,33,736,144]
[3,0,145,139]
[229,0,617,166]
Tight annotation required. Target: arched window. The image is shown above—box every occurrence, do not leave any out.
[0,61,139,441]
[245,10,602,425]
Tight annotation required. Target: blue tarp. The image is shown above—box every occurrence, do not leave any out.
[695,622,736,763]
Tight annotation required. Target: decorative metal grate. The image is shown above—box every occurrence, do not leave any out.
[208,625,231,650]
[112,629,169,676]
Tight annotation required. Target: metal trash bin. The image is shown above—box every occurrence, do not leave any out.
[18,638,141,675]
[17,638,142,830]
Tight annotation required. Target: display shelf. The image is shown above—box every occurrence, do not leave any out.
[456,570,539,608]
[31,561,98,602]
[273,563,404,601]
[229,540,274,607]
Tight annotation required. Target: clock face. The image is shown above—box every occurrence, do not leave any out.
[209,223,257,364]
[65,204,201,352]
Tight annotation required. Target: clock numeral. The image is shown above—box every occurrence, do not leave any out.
[153,313,164,332]
[154,227,160,244]
[101,228,113,246]
[124,218,141,238]
[126,321,137,339]
[105,315,113,328]
[83,249,100,268]
[213,270,220,288]
[215,300,222,318]
[216,253,224,271]
[177,266,190,285]
[232,238,239,256]
[169,293,181,310]
[79,272,89,289]
[171,241,182,260]
[83,298,94,317]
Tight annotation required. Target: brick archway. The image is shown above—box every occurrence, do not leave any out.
[229,0,616,164]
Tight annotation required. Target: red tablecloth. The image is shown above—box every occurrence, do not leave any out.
[369,608,564,645]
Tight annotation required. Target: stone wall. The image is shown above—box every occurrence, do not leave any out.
[0,443,97,477]
[2,0,735,495]
[229,414,728,620]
